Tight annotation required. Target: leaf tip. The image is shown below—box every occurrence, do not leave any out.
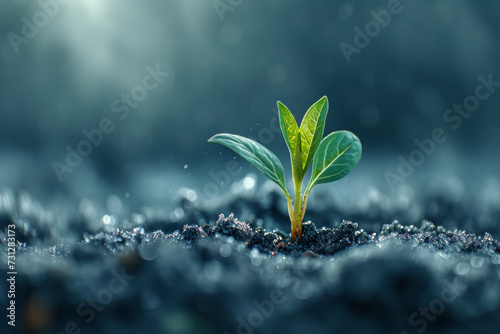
[207,134,220,143]
[320,95,329,106]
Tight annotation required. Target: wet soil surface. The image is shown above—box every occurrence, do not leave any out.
[1,183,500,334]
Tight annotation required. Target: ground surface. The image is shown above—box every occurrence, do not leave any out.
[1,175,500,334]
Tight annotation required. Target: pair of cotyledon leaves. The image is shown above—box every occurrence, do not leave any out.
[208,96,362,199]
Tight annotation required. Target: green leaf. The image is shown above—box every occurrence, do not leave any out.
[305,131,361,194]
[208,133,290,198]
[299,96,329,173]
[277,101,301,172]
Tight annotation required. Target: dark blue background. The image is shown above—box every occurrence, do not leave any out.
[0,0,499,209]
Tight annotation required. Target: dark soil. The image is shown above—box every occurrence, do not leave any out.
[1,185,500,334]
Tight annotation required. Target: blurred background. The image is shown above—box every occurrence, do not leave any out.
[0,0,499,232]
[1,2,500,333]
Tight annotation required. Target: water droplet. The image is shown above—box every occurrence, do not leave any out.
[471,256,484,268]
[183,164,188,169]
[408,238,419,249]
[102,215,115,225]
[243,176,255,189]
[219,244,232,257]
[455,262,470,276]
[132,213,146,225]
[186,189,197,201]
[138,243,158,261]
[170,208,184,222]
[294,280,315,300]
[133,226,145,235]
[250,248,262,266]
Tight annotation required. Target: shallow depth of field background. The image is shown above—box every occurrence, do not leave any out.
[1,0,499,233]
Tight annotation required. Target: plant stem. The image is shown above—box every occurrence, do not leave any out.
[291,177,303,243]
[287,196,295,233]
[300,193,308,224]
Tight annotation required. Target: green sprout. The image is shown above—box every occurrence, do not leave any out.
[208,96,362,242]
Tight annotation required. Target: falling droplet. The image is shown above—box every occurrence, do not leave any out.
[243,176,255,189]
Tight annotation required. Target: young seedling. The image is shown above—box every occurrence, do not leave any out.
[208,96,362,242]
